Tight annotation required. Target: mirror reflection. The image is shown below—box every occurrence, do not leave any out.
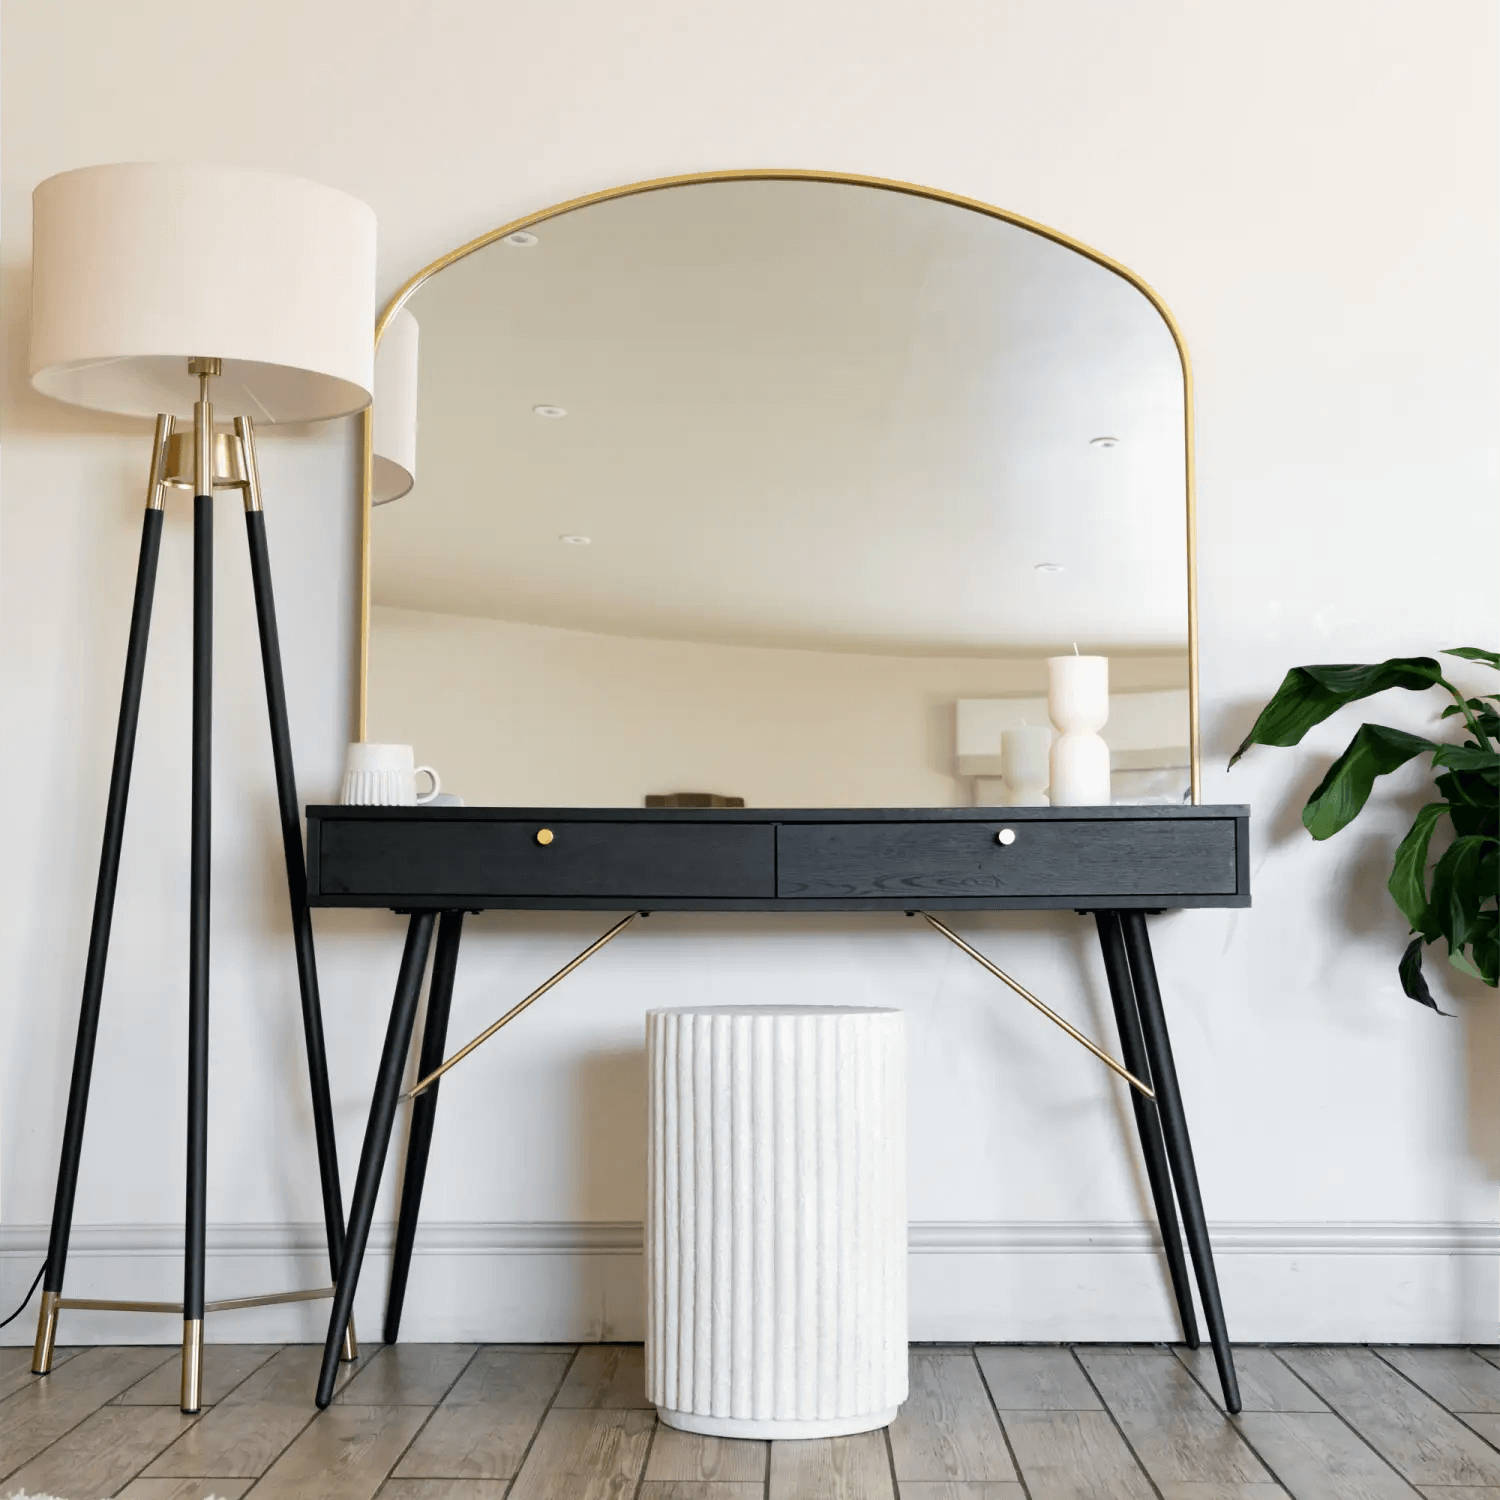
[367,177,1191,808]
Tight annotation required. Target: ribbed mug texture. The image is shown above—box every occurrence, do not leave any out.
[645,1006,907,1431]
[340,767,416,805]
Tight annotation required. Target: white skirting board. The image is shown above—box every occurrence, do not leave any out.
[1,1220,1494,1346]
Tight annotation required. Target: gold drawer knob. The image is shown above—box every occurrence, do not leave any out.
[536,828,554,846]
[996,828,1017,846]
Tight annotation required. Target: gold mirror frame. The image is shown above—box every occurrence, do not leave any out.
[358,168,1202,803]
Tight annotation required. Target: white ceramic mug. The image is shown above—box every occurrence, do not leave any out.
[340,742,440,807]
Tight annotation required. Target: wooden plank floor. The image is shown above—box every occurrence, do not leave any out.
[3,1343,1499,1499]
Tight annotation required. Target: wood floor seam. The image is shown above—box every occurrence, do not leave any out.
[501,1342,585,1491]
[1451,1410,1500,1455]
[1276,1346,1500,1488]
[1248,1350,1422,1500]
[0,1345,181,1485]
[8,1342,1498,1500]
[631,1414,661,1500]
[1260,1346,1430,1494]
[882,1419,901,1500]
[1059,1346,1168,1500]
[373,1341,489,1485]
[1168,1345,1307,1497]
[969,1346,1036,1500]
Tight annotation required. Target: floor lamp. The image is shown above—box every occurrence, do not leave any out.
[26,162,377,1413]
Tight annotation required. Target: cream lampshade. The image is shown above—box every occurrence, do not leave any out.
[30,161,376,421]
[372,306,419,503]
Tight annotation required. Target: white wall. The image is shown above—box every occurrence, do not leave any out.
[368,604,1186,808]
[3,0,1496,1346]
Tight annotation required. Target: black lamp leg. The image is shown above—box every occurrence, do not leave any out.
[385,909,465,1344]
[1093,911,1199,1347]
[317,911,436,1408]
[181,488,213,1413]
[241,470,353,1360]
[33,500,166,1375]
[1119,910,1240,1414]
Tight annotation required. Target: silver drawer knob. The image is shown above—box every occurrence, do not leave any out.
[997,828,1017,846]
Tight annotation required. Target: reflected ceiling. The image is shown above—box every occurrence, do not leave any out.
[372,178,1187,656]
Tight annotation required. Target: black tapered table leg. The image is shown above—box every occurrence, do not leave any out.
[1093,911,1200,1348]
[317,911,436,1408]
[385,909,465,1344]
[244,502,351,1353]
[33,505,165,1374]
[1119,910,1240,1414]
[182,490,213,1412]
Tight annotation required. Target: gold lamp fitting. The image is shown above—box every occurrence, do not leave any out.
[163,427,249,492]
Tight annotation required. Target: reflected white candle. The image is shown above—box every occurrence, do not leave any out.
[1047,654,1109,733]
[1001,725,1051,806]
[1048,654,1111,805]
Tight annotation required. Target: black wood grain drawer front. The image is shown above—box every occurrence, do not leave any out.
[776,818,1239,900]
[318,818,776,900]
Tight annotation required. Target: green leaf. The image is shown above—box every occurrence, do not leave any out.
[1441,700,1500,741]
[1429,836,1493,951]
[1432,744,1500,772]
[1451,949,1485,979]
[1230,658,1447,766]
[1471,913,1499,987]
[1302,723,1438,840]
[1436,770,1500,838]
[1399,936,1449,1012]
[1444,647,1500,669]
[1388,803,1446,937]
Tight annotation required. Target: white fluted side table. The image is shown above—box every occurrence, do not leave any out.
[645,1005,907,1439]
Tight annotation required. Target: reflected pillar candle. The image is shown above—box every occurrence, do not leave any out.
[1048,655,1111,805]
[1001,726,1052,806]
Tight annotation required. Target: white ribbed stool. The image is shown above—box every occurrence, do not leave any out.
[645,1005,907,1439]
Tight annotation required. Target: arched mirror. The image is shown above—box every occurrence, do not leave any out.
[360,172,1198,809]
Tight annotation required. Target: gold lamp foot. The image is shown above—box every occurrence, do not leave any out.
[31,1289,60,1374]
[179,1318,204,1413]
[341,1316,359,1363]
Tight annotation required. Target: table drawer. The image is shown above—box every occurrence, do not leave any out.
[317,818,776,901]
[776,818,1239,900]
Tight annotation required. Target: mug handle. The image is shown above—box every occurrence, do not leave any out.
[415,766,442,805]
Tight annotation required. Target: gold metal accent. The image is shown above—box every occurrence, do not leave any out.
[408,911,641,1098]
[193,363,214,499]
[162,415,261,508]
[164,429,248,491]
[31,1289,59,1373]
[49,1285,336,1315]
[180,1318,204,1412]
[234,416,264,513]
[536,828,554,846]
[188,357,223,378]
[355,170,1203,798]
[357,399,375,743]
[342,1317,359,1362]
[58,1296,180,1313]
[919,912,1154,1097]
[205,1285,334,1313]
[1182,354,1200,802]
[146,415,175,511]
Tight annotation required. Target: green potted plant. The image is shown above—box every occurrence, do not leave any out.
[1231,648,1498,1010]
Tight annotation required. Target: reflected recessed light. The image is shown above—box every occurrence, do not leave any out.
[533,404,567,419]
[1034,562,1065,573]
[506,231,538,247]
[1089,435,1119,448]
[559,534,592,545]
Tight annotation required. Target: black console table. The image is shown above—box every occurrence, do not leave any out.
[306,803,1250,1411]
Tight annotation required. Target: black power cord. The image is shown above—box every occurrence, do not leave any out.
[0,1259,47,1329]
